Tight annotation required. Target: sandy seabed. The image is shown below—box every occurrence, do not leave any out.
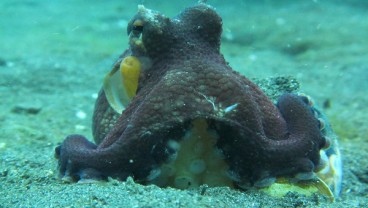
[1,0,367,207]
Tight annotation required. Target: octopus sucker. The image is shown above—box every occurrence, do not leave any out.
[146,119,233,189]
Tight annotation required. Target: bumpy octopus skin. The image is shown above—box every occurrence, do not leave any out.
[55,4,326,187]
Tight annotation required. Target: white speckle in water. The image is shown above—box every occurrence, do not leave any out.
[223,28,234,41]
[0,142,6,149]
[117,19,128,28]
[248,54,257,61]
[75,125,86,131]
[91,93,98,99]
[276,17,286,26]
[76,110,86,119]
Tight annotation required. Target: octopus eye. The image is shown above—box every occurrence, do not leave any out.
[128,19,146,49]
[131,19,144,37]
[132,24,143,33]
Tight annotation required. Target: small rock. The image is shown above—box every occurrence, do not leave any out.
[0,58,6,66]
[12,104,42,115]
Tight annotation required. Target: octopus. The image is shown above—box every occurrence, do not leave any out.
[55,3,342,198]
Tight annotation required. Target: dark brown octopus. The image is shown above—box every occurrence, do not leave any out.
[55,4,327,188]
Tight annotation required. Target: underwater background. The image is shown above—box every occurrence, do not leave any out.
[0,0,367,207]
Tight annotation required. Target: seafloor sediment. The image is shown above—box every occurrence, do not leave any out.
[0,0,367,207]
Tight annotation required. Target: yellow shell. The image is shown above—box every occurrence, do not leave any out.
[103,56,141,113]
[121,56,141,99]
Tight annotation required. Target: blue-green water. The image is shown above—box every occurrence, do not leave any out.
[0,0,367,207]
